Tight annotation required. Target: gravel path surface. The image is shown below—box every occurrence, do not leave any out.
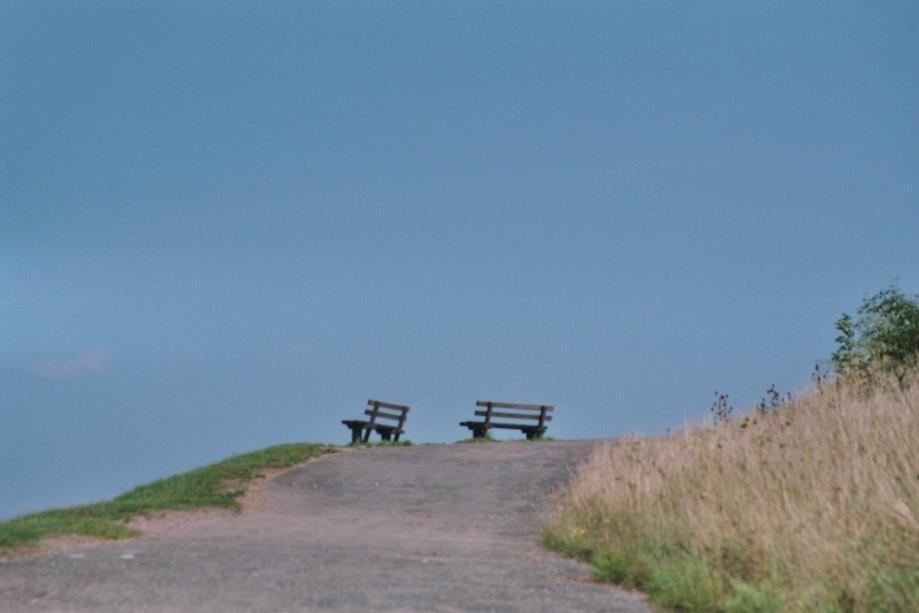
[0,441,647,612]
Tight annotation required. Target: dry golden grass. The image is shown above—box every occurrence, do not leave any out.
[545,375,919,611]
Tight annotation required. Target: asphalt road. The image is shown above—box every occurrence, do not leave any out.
[0,441,647,612]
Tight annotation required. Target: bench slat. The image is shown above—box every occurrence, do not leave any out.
[364,409,405,421]
[475,401,553,411]
[474,410,552,421]
[488,422,544,430]
[368,399,410,412]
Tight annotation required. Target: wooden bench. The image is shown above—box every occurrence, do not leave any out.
[342,399,410,445]
[460,401,553,440]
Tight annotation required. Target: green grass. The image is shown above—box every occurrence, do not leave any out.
[0,443,333,553]
[541,503,888,612]
[540,524,742,611]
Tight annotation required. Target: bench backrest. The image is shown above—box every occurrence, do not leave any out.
[365,399,410,431]
[474,401,553,429]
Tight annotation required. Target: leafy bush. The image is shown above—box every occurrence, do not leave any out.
[832,285,919,385]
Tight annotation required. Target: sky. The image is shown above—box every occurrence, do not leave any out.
[2,1,918,520]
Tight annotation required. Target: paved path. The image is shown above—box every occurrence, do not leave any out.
[0,441,647,612]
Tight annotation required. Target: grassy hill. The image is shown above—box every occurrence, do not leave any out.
[0,443,333,553]
[543,374,918,611]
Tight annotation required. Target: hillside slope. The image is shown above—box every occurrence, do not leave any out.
[544,376,919,611]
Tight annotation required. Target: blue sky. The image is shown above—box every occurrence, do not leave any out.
[2,1,917,519]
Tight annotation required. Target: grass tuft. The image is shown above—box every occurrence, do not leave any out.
[724,581,782,613]
[0,443,333,553]
[646,555,723,611]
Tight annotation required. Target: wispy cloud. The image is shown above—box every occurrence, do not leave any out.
[34,348,111,379]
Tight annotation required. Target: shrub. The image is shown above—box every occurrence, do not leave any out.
[832,285,919,386]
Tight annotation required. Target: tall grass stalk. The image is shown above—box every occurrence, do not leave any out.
[543,375,918,611]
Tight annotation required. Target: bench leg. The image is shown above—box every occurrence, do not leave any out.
[361,428,371,443]
[380,430,393,442]
[348,426,362,445]
[472,426,488,439]
[393,432,401,442]
[525,430,537,440]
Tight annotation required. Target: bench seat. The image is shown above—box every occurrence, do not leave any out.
[341,419,404,443]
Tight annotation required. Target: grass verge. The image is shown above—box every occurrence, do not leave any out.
[0,443,333,554]
[542,374,918,611]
